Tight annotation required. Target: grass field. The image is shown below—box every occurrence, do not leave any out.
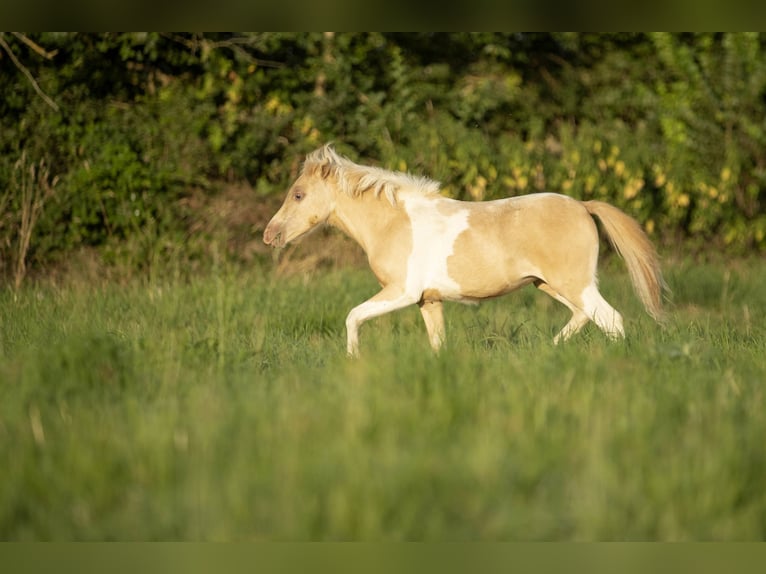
[1,255,765,540]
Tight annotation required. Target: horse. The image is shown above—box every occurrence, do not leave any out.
[263,144,666,356]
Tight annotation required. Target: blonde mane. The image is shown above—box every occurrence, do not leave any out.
[302,144,441,205]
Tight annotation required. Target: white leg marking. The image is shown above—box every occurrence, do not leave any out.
[346,289,420,356]
[581,284,624,339]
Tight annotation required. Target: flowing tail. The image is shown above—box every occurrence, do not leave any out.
[583,201,667,323]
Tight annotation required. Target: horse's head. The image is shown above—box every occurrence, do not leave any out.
[263,158,336,248]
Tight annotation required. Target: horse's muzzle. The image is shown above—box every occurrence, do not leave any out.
[263,222,282,247]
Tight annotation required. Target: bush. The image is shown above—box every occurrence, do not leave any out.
[1,33,765,285]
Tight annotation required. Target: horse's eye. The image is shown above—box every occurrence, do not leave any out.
[293,190,304,201]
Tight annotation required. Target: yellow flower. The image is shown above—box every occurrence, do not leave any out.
[265,96,281,113]
[593,140,602,154]
[226,87,241,105]
[624,178,644,200]
[585,175,596,193]
[467,175,487,201]
[300,116,314,135]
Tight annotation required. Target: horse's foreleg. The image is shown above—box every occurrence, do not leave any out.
[345,286,419,356]
[418,300,445,351]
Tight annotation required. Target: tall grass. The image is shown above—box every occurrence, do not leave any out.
[0,258,764,540]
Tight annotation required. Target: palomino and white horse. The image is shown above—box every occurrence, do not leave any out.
[263,144,665,355]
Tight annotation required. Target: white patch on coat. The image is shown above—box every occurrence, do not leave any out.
[400,194,470,299]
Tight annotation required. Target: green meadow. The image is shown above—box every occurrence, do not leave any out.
[1,256,765,540]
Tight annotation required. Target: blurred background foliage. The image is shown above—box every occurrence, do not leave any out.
[1,32,765,283]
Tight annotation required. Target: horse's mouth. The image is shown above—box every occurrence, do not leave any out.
[264,229,303,249]
[264,233,284,248]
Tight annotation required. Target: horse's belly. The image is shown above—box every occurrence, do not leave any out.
[443,270,535,301]
[421,259,534,302]
[442,231,537,300]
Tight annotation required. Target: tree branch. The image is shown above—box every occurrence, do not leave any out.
[0,33,59,112]
[10,32,58,60]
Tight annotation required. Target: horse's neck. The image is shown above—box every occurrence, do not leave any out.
[328,191,405,255]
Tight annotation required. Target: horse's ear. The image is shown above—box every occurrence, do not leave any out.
[320,162,332,179]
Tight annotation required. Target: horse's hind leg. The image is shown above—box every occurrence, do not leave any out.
[537,279,625,343]
[554,311,590,344]
[536,281,590,344]
[580,283,624,339]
